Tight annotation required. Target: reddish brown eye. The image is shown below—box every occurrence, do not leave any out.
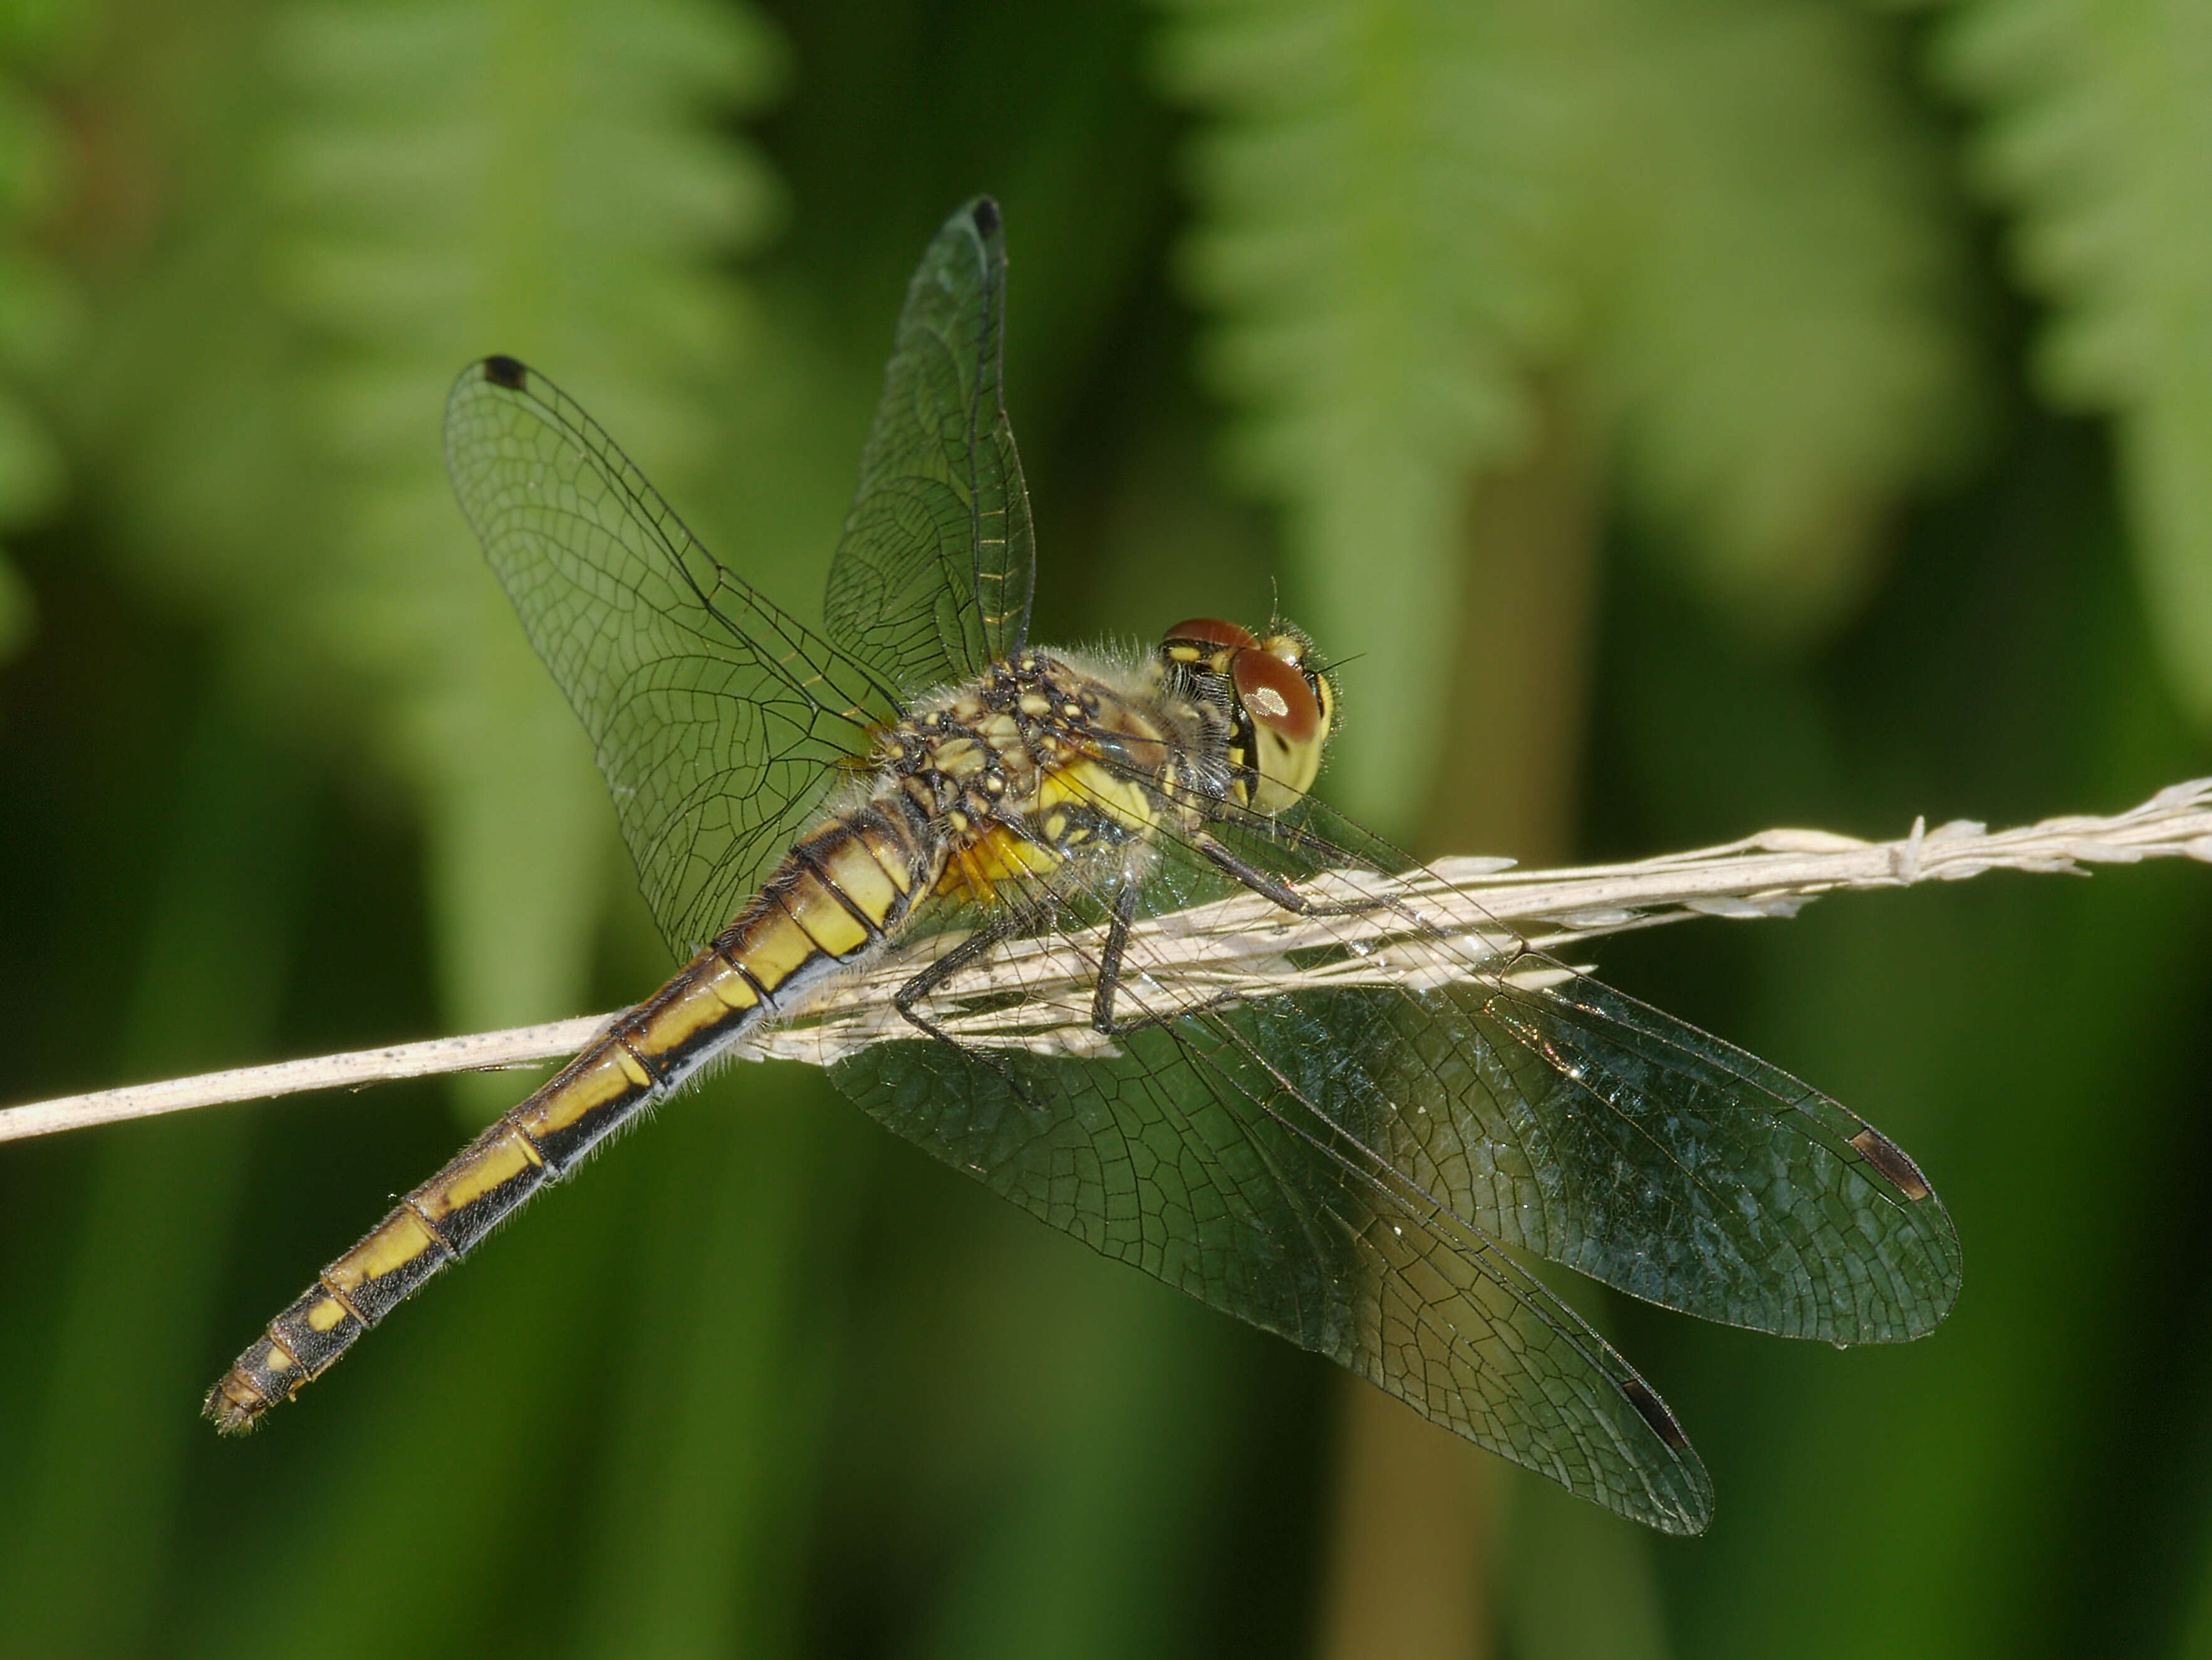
[1232,648,1320,740]
[1162,617,1259,653]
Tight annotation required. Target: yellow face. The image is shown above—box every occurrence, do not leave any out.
[1160,618,1337,812]
[1244,628,1335,811]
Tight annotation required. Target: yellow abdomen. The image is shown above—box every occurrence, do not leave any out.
[205,796,932,1433]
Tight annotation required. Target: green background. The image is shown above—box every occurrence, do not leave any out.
[2,1,2210,1656]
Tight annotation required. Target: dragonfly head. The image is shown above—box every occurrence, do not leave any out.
[1160,618,1337,812]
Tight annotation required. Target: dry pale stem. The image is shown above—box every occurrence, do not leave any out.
[8,777,2208,1145]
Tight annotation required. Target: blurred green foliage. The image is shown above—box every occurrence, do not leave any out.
[0,0,85,660]
[0,1,2208,1657]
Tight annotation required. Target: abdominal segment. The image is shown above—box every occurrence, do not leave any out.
[203,801,932,1432]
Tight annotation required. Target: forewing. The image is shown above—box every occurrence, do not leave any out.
[445,356,895,957]
[831,962,1716,1533]
[822,199,1036,695]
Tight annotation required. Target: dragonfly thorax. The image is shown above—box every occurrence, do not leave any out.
[875,649,1228,906]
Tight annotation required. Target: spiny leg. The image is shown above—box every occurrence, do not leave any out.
[1194,831,1389,918]
[892,908,1054,1111]
[1088,879,1141,1033]
[1076,826,1409,1037]
[1069,817,1386,1040]
[1086,866,1262,1039]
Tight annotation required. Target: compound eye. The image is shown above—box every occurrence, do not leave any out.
[1162,617,1259,654]
[1233,647,1321,742]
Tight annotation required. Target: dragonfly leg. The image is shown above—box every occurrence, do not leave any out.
[1088,880,1141,1033]
[893,910,1047,1111]
[1195,832,1388,918]
[1088,873,1251,1039]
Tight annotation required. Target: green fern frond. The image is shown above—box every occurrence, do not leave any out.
[1159,0,1570,824]
[1931,0,2212,723]
[261,0,782,1102]
[71,0,782,1110]
[1582,0,1981,634]
[0,6,90,660]
[1161,0,1980,819]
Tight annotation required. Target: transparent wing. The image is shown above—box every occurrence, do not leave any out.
[821,198,1036,697]
[831,896,1715,1533]
[1185,794,1963,1345]
[445,356,898,957]
[828,770,1958,1529]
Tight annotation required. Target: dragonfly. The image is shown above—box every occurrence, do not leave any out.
[204,198,1960,1533]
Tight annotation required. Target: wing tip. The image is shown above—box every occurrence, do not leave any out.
[968,196,1000,240]
[482,354,529,390]
[1656,1490,1715,1536]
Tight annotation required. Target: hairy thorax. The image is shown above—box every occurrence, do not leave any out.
[870,649,1229,905]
